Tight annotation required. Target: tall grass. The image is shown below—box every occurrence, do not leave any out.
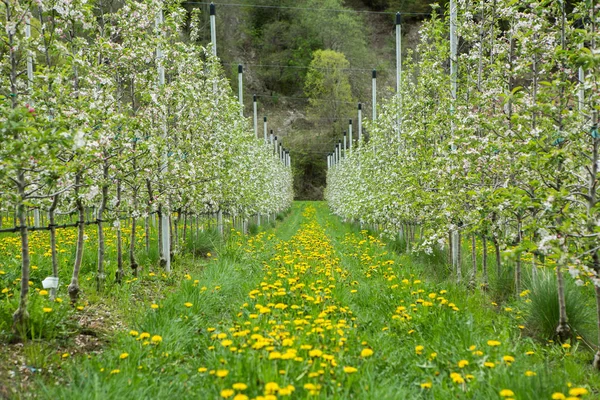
[524,270,597,342]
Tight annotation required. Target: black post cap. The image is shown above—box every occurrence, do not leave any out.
[270,130,273,134]
[238,64,243,73]
[349,119,352,125]
[253,94,256,102]
[210,3,215,16]
[358,103,362,110]
[372,69,377,79]
[264,116,267,121]
[338,140,342,143]
[274,136,278,140]
[343,131,347,136]
[396,12,401,25]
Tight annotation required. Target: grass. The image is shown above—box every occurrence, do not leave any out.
[0,202,598,399]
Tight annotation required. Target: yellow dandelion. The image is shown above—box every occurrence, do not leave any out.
[184,302,193,308]
[151,335,162,344]
[216,369,229,378]
[43,307,53,313]
[120,353,129,359]
[499,389,515,397]
[232,383,247,391]
[343,366,358,374]
[568,388,588,396]
[360,348,374,358]
[220,389,234,398]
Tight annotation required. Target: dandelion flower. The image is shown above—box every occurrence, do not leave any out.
[415,345,424,355]
[360,348,374,358]
[120,353,129,359]
[198,367,207,373]
[39,290,48,296]
[420,382,432,389]
[43,307,53,313]
[568,388,588,396]
[110,369,120,375]
[184,302,193,308]
[551,394,566,400]
[232,383,247,391]
[151,335,162,344]
[216,369,229,378]
[499,389,515,397]
[343,366,358,373]
[450,372,464,384]
[487,340,501,347]
[151,304,159,309]
[220,389,234,398]
[129,330,139,336]
[458,360,469,368]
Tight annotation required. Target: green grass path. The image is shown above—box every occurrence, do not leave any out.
[31,202,599,400]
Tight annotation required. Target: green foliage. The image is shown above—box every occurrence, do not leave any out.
[304,49,355,133]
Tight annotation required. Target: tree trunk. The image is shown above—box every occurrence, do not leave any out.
[115,180,124,283]
[49,195,59,300]
[456,231,462,283]
[158,204,165,266]
[515,219,522,299]
[482,235,488,289]
[145,179,153,254]
[130,186,139,277]
[183,212,188,247]
[494,237,501,278]
[68,173,85,304]
[174,208,181,253]
[593,282,600,370]
[555,240,571,342]
[13,173,31,334]
[448,230,453,265]
[96,159,109,292]
[470,234,477,286]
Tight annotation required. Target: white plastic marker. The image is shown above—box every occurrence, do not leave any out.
[156,8,171,272]
[264,117,268,143]
[396,12,402,138]
[210,3,217,57]
[357,103,362,144]
[253,95,258,138]
[372,69,377,121]
[42,277,59,289]
[348,120,353,150]
[238,64,243,116]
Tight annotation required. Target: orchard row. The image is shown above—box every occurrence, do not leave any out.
[326,0,600,367]
[0,0,293,332]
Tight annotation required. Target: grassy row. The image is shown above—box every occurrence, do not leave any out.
[319,204,599,399]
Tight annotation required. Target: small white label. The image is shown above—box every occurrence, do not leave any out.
[42,277,59,289]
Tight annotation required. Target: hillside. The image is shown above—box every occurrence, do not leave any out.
[186,0,439,199]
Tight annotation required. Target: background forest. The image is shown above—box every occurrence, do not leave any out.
[185,0,443,199]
